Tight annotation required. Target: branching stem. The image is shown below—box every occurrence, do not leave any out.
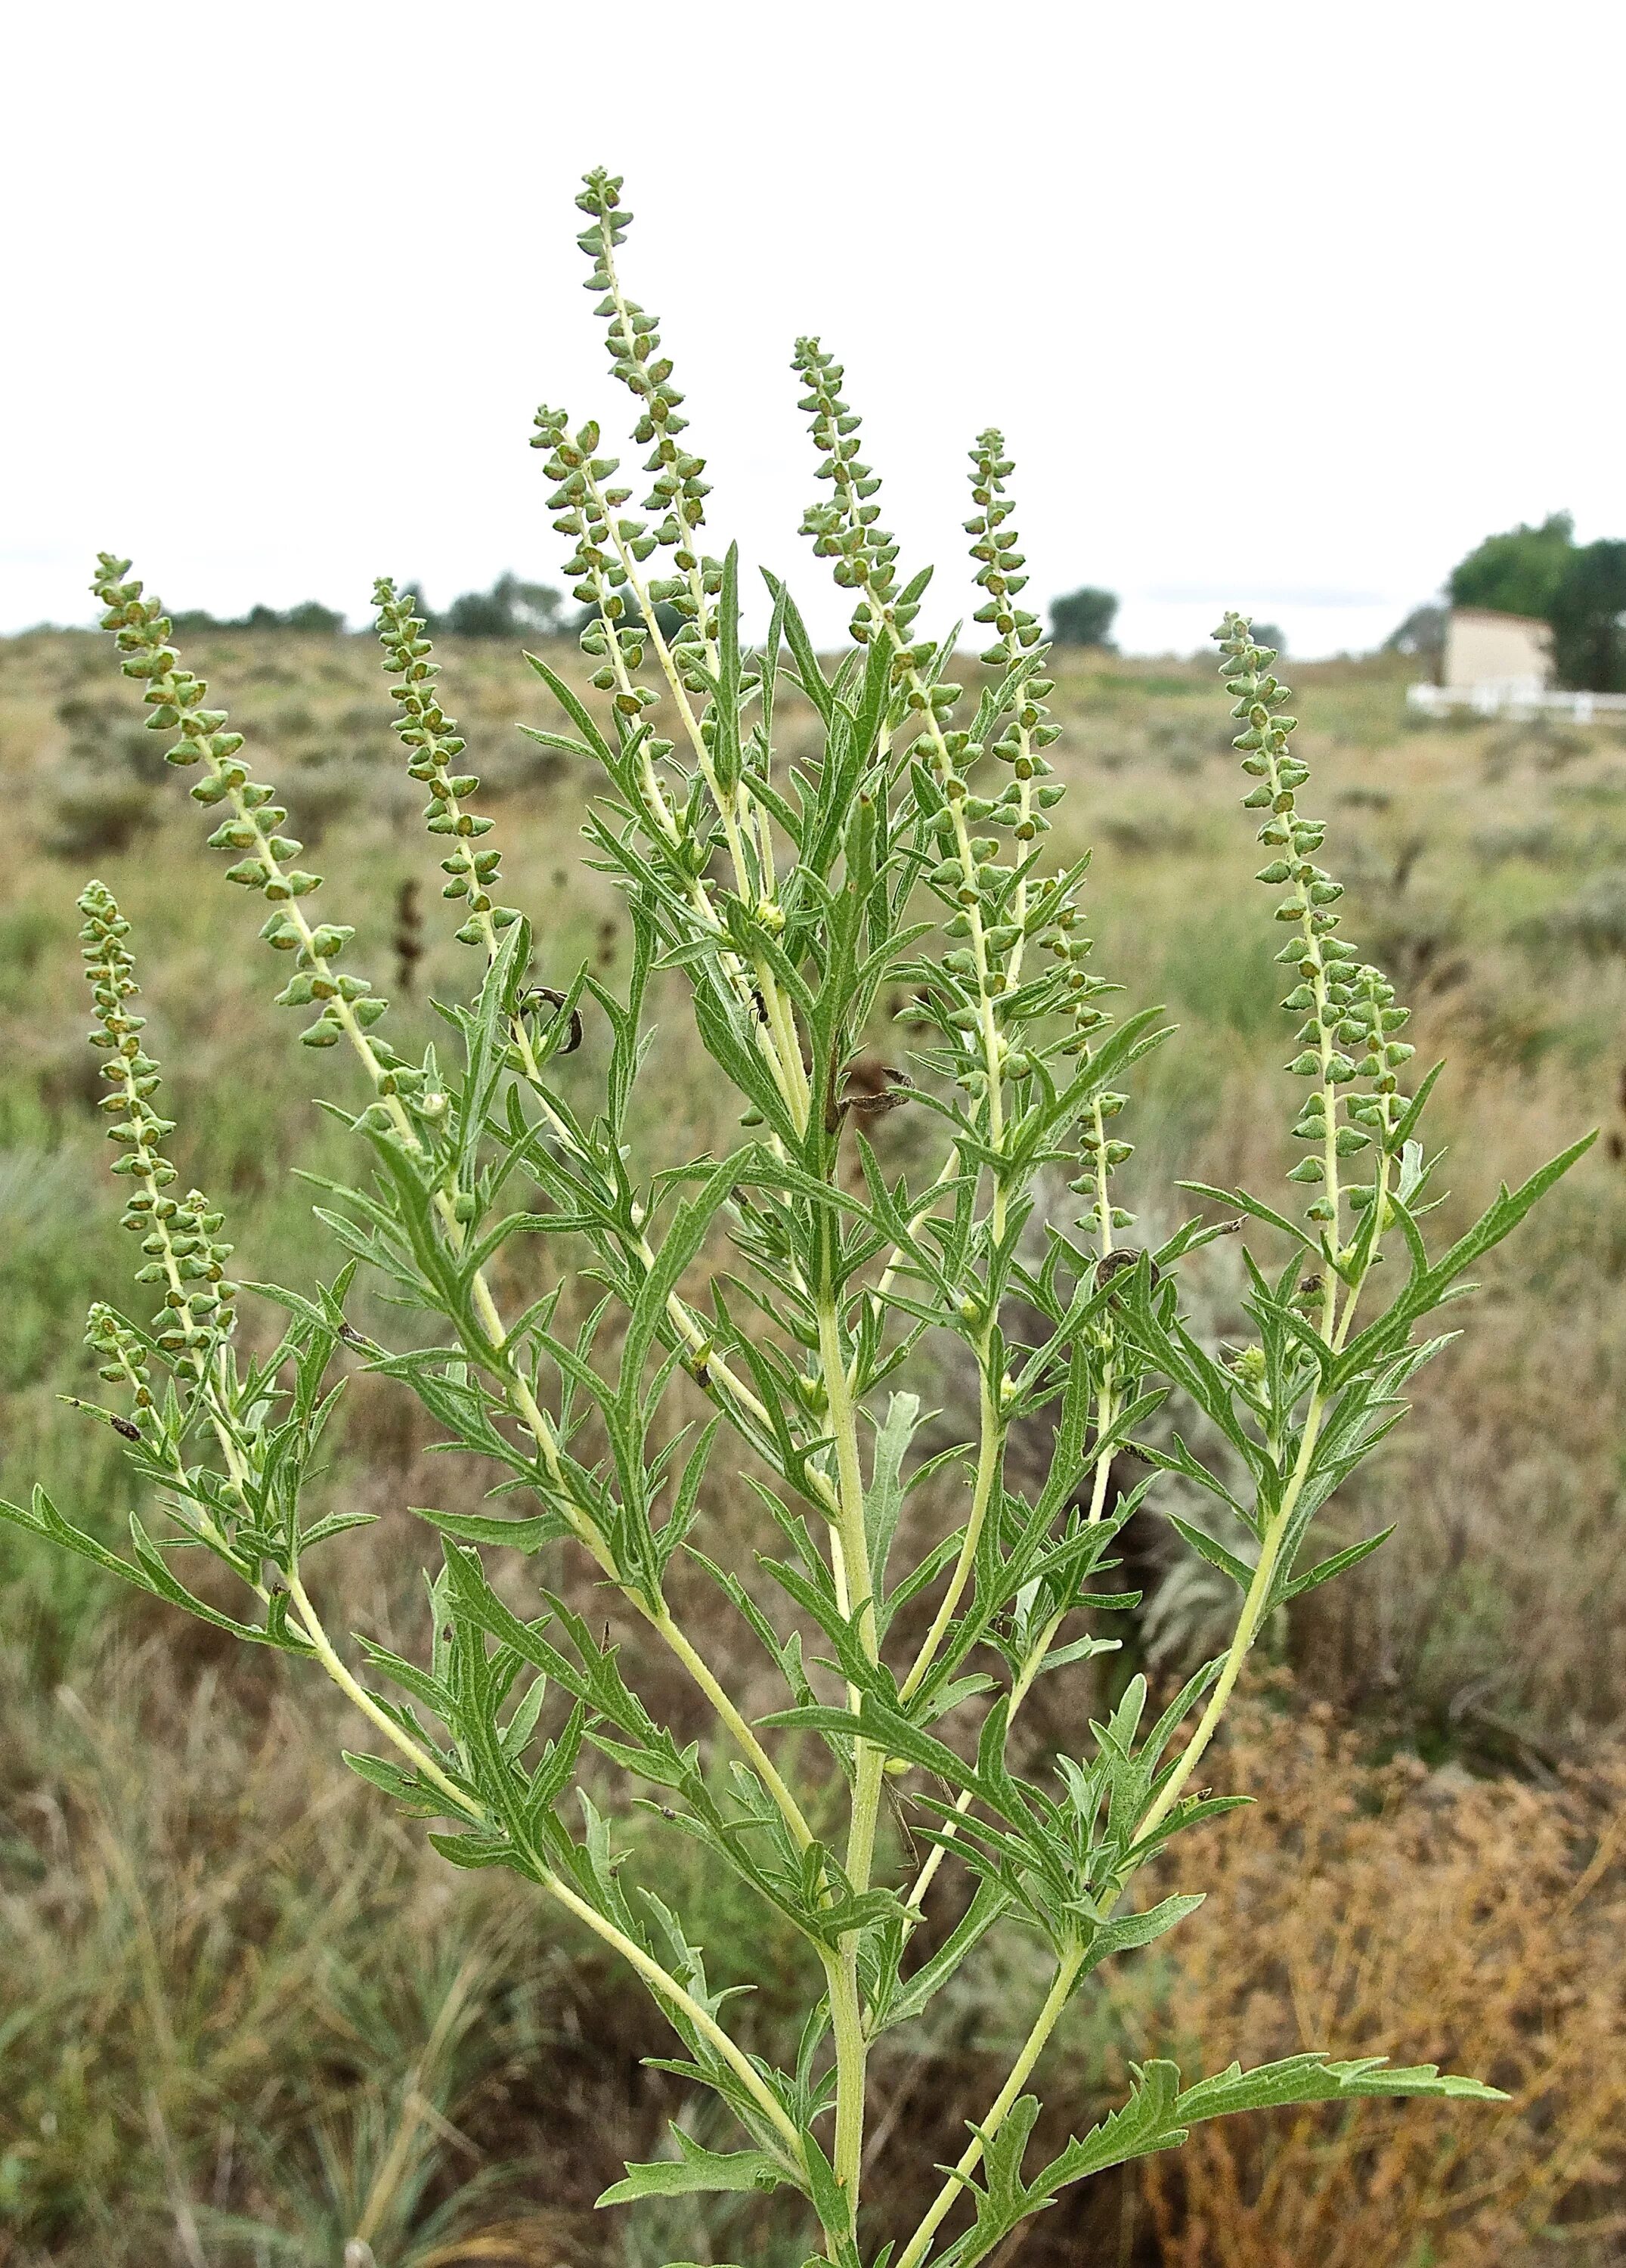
[894,1940,1086,2268]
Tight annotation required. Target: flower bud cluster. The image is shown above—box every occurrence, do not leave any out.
[1330,964,1414,1216]
[1216,614,1414,1227]
[89,559,407,1070]
[85,1301,154,1409]
[79,878,173,1183]
[93,557,247,775]
[531,407,666,696]
[797,401,1117,1178]
[1069,1086,1137,1240]
[966,431,1044,671]
[795,367,998,1106]
[964,435,1132,1234]
[792,341,918,650]
[575,169,720,668]
[374,581,520,949]
[963,432,1071,857]
[79,881,237,1368]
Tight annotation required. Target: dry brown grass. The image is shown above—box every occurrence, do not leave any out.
[5,630,1626,2259]
[1123,1690,1626,2268]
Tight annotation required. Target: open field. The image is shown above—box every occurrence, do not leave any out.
[2,626,1624,2264]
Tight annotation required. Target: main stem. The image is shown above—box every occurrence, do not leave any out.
[819,1289,881,2234]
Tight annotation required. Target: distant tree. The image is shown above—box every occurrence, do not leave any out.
[169,600,345,634]
[1250,622,1287,657]
[1049,586,1118,647]
[1550,540,1626,692]
[435,572,567,641]
[280,600,345,634]
[1448,512,1574,620]
[1383,603,1447,659]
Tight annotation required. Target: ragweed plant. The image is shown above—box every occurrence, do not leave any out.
[4,166,1593,2268]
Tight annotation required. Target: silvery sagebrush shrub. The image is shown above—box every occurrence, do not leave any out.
[5,169,1593,2266]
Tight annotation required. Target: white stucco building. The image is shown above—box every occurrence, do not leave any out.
[1409,606,1626,719]
[1441,607,1553,695]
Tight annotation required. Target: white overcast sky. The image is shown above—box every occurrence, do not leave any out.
[5,0,1624,657]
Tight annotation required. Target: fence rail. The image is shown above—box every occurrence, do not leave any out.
[1408,680,1626,722]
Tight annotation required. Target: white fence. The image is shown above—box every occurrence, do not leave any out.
[1408,679,1626,722]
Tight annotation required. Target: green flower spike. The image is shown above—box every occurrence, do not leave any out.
[78,879,237,1370]
[575,167,720,676]
[374,579,522,948]
[88,559,418,1088]
[1216,612,1416,1244]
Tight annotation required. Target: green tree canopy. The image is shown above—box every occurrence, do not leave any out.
[1550,538,1626,693]
[433,572,567,640]
[1050,586,1118,647]
[1383,603,1445,658]
[1448,512,1574,619]
[170,598,345,634]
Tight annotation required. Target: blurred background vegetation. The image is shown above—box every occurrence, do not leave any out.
[2,621,1624,2266]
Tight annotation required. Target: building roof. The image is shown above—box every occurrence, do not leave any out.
[1448,606,1552,631]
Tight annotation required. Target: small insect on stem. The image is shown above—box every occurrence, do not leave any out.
[519,985,583,1056]
[60,1394,143,1442]
[1094,1247,1160,1295]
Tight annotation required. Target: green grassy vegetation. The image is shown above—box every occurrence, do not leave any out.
[2,627,1624,2263]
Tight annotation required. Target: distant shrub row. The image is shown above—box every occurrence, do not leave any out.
[169,599,349,635]
[165,572,679,644]
[167,574,1139,651]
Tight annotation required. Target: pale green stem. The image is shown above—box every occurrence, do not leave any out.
[1123,736,1367,1839]
[1001,723,1036,990]
[1133,1387,1325,1851]
[166,733,816,1854]
[1085,1095,1119,1527]
[289,1561,804,2175]
[111,1043,256,1504]
[649,1605,816,1851]
[285,1568,476,1817]
[818,1295,875,1701]
[1330,1097,1399,1352]
[886,1613,1062,1975]
[828,1941,872,2239]
[454,850,817,1490]
[894,1940,1086,2268]
[589,490,812,1132]
[822,451,1005,1124]
[589,222,778,895]
[819,1290,882,2221]
[537,1866,806,2167]
[898,1355,1001,1704]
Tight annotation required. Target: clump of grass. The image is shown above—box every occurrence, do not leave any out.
[1526,868,1626,958]
[0,1649,575,2263]
[1129,1689,1626,2266]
